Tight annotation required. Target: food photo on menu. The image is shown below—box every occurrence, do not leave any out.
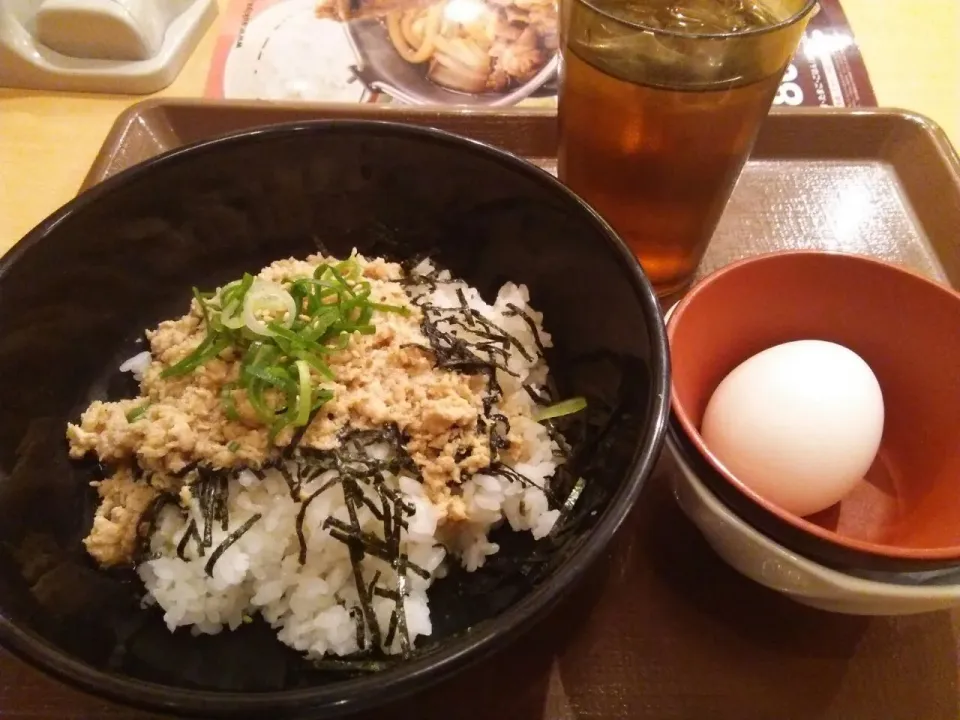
[207,0,560,106]
[206,0,874,108]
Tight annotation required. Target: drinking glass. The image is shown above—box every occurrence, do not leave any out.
[558,0,818,297]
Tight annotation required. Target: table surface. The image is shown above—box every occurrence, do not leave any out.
[1,1,959,718]
[1,0,960,254]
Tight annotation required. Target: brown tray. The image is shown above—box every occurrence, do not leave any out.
[4,101,959,720]
[80,100,960,291]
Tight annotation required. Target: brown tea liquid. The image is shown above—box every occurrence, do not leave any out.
[558,1,790,296]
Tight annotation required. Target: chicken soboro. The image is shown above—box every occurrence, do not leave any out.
[67,255,542,566]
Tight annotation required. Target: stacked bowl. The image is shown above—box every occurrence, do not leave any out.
[664,250,960,615]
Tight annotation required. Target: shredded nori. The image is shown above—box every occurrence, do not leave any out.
[505,302,547,356]
[349,606,365,650]
[485,461,560,507]
[277,462,299,501]
[134,492,178,563]
[401,263,562,492]
[341,478,383,650]
[287,426,428,656]
[388,569,410,657]
[383,610,398,649]
[284,404,325,456]
[200,478,215,548]
[522,383,553,406]
[218,476,229,531]
[204,513,262,577]
[172,461,199,478]
[488,413,511,454]
[295,476,343,564]
[189,467,232,548]
[415,304,523,377]
[176,519,204,560]
[323,518,429,580]
[366,570,382,602]
[355,492,385,521]
[544,419,574,458]
[122,260,584,665]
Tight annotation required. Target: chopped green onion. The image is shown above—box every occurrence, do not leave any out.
[312,388,334,410]
[293,350,334,380]
[157,259,410,439]
[243,363,295,390]
[125,403,151,423]
[326,333,351,351]
[221,274,255,309]
[227,441,240,452]
[192,287,211,328]
[369,302,411,316]
[221,382,240,421]
[220,301,245,330]
[355,304,374,325]
[245,378,274,425]
[160,334,231,378]
[267,323,323,352]
[242,280,296,337]
[535,397,587,422]
[301,312,338,342]
[324,265,356,296]
[294,360,312,427]
[334,323,375,336]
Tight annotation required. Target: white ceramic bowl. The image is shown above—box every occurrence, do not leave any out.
[666,431,960,615]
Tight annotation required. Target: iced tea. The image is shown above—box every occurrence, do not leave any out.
[558,0,816,296]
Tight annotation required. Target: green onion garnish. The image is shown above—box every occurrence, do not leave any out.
[125,403,151,423]
[535,397,587,422]
[227,441,240,452]
[158,258,407,440]
[294,360,312,427]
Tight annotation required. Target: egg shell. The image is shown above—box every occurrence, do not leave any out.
[700,340,884,517]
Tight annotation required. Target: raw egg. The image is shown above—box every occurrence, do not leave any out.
[700,340,884,517]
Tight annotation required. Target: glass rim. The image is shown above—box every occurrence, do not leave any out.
[576,0,820,40]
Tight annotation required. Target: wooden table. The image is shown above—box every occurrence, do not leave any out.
[0,1,959,718]
[1,0,959,255]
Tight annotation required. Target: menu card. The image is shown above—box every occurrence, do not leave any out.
[204,0,876,109]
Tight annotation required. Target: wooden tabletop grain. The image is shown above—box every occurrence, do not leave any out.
[0,0,959,255]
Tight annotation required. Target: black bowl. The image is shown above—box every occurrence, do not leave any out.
[0,121,669,717]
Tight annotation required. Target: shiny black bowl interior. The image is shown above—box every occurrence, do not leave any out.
[0,121,669,717]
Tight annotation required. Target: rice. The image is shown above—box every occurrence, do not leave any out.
[84,254,567,660]
[118,350,151,381]
[141,458,445,655]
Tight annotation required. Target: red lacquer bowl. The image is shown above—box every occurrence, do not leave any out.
[668,251,960,572]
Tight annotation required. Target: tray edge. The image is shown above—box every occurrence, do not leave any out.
[80,101,960,192]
